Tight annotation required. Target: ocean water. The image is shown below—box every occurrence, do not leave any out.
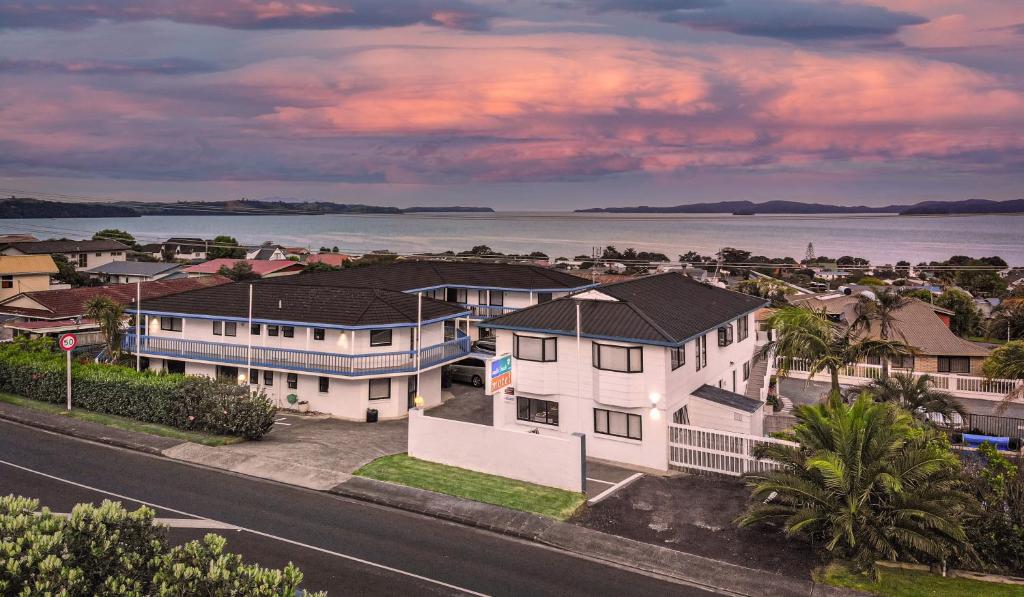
[1,212,1022,265]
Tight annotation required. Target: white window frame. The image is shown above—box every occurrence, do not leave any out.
[513,334,557,362]
[592,343,643,373]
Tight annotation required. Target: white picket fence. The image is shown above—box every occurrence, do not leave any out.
[668,424,797,476]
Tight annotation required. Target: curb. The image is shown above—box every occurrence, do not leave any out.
[0,409,172,456]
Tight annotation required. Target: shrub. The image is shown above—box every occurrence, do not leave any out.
[0,495,324,595]
[957,443,1024,575]
[0,339,276,440]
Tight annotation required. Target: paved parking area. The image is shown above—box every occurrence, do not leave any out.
[586,460,644,502]
[426,382,492,424]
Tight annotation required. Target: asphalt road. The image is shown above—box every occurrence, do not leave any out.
[0,420,712,596]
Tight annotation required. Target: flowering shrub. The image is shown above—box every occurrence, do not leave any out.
[0,338,276,440]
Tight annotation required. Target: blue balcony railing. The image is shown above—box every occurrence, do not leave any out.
[123,332,470,377]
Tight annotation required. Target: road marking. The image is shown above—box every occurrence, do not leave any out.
[586,477,616,486]
[0,458,490,597]
[52,513,238,529]
[588,473,644,506]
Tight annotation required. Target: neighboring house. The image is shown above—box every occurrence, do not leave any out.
[484,273,768,472]
[259,260,596,341]
[305,253,351,268]
[138,243,164,260]
[126,281,471,420]
[162,238,207,261]
[0,239,128,270]
[183,259,304,278]
[246,243,288,261]
[86,261,185,285]
[0,255,58,301]
[0,234,39,243]
[0,276,231,342]
[284,247,310,257]
[975,297,1001,319]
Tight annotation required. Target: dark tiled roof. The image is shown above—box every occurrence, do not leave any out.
[0,276,232,319]
[486,273,766,345]
[691,384,764,413]
[140,282,468,327]
[261,260,593,291]
[0,239,129,254]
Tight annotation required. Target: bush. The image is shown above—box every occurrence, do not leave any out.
[0,495,324,595]
[957,443,1024,575]
[0,339,276,440]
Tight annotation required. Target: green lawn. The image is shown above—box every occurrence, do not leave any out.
[355,453,586,520]
[818,563,1024,597]
[967,336,1008,345]
[0,392,243,447]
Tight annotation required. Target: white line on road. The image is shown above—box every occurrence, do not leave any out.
[588,473,644,506]
[0,458,489,597]
[585,477,615,486]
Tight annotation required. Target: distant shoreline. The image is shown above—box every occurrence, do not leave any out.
[575,198,1024,216]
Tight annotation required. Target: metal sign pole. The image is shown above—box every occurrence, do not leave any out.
[66,349,72,411]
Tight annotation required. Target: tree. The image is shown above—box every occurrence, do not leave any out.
[903,289,934,302]
[304,261,340,272]
[759,306,911,398]
[83,296,125,361]
[50,253,89,287]
[986,299,1024,341]
[207,235,245,259]
[856,276,885,286]
[736,278,795,307]
[804,242,815,264]
[736,394,975,572]
[719,247,751,263]
[852,289,909,378]
[92,228,136,249]
[982,340,1024,408]
[857,373,966,424]
[679,251,708,263]
[936,289,981,337]
[469,244,493,256]
[217,261,259,281]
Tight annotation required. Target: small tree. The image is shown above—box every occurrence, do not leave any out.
[84,295,125,360]
[207,235,245,259]
[936,288,982,337]
[982,340,1024,409]
[92,228,136,249]
[856,373,966,424]
[852,288,909,378]
[217,261,259,281]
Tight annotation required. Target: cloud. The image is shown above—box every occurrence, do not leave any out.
[0,58,219,75]
[0,0,496,32]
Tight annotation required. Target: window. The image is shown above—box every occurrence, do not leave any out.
[694,334,707,370]
[592,343,643,373]
[213,321,222,336]
[287,373,298,389]
[263,370,274,386]
[111,251,122,256]
[224,322,237,337]
[78,254,87,267]
[249,368,259,385]
[743,361,751,381]
[319,376,330,393]
[369,378,391,400]
[160,317,182,332]
[313,328,325,341]
[513,334,557,362]
[489,291,504,306]
[537,292,552,304]
[737,315,749,341]
[139,357,150,371]
[217,365,238,382]
[938,356,970,374]
[477,290,487,304]
[446,288,468,303]
[250,323,261,335]
[95,252,102,257]
[671,346,685,370]
[0,275,12,289]
[517,397,559,426]
[267,325,279,337]
[893,354,915,369]
[594,408,642,440]
[370,329,392,347]
[866,355,882,366]
[717,325,734,347]
[165,360,185,374]
[282,326,294,338]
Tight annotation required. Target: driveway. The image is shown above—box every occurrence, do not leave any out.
[427,382,492,424]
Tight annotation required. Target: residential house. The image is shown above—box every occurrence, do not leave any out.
[484,273,768,471]
[0,255,58,301]
[246,243,288,261]
[138,243,164,260]
[86,261,185,285]
[0,276,231,342]
[183,258,304,278]
[126,281,471,420]
[259,260,596,341]
[0,239,128,270]
[162,238,208,261]
[305,253,351,268]
[0,234,39,243]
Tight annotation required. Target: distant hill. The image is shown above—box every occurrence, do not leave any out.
[576,198,1024,215]
[115,199,402,215]
[0,197,140,218]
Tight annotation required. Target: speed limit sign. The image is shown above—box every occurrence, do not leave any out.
[59,333,77,352]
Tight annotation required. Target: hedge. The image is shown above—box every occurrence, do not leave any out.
[0,338,276,440]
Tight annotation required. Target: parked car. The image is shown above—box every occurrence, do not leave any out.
[450,357,486,387]
[473,339,496,353]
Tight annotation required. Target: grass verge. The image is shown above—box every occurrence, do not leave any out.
[0,392,243,447]
[817,562,1024,597]
[967,336,1008,345]
[355,453,586,520]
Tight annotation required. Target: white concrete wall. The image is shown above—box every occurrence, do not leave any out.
[688,397,763,436]
[409,410,585,492]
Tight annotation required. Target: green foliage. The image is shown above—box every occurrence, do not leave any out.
[856,276,885,286]
[957,443,1024,575]
[982,340,1024,405]
[0,495,324,596]
[854,373,965,424]
[207,235,245,259]
[0,339,276,440]
[736,395,975,572]
[84,295,125,361]
[987,298,1024,341]
[217,261,259,281]
[93,228,136,248]
[902,289,934,302]
[935,289,982,337]
[736,278,795,306]
[50,253,91,287]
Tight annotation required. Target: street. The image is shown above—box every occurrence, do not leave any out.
[0,419,712,596]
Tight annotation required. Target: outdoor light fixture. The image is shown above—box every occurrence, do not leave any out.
[237,373,247,383]
[414,395,425,409]
[649,407,661,421]
[649,392,661,405]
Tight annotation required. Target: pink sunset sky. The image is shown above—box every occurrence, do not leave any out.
[0,0,1021,209]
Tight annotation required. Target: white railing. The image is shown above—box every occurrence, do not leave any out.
[668,424,798,476]
[775,357,1021,401]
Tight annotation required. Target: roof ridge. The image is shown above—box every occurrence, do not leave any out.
[368,288,418,323]
[622,301,676,343]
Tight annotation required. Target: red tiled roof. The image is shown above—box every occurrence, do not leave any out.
[0,275,232,319]
[183,259,303,275]
[305,253,351,267]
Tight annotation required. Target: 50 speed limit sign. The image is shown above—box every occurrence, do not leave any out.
[59,333,78,352]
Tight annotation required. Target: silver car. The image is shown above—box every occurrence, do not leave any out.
[450,357,486,387]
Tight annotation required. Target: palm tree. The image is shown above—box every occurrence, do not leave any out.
[759,306,911,399]
[83,296,125,361]
[859,373,966,424]
[736,394,975,572]
[852,289,908,379]
[982,340,1024,411]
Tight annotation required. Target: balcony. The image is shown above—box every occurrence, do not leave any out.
[124,332,470,377]
[461,304,519,319]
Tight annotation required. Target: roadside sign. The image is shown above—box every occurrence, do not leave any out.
[486,353,513,395]
[58,333,77,352]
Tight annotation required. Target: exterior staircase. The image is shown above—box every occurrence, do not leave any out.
[745,353,770,401]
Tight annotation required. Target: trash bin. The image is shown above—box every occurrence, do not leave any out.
[366,408,379,423]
